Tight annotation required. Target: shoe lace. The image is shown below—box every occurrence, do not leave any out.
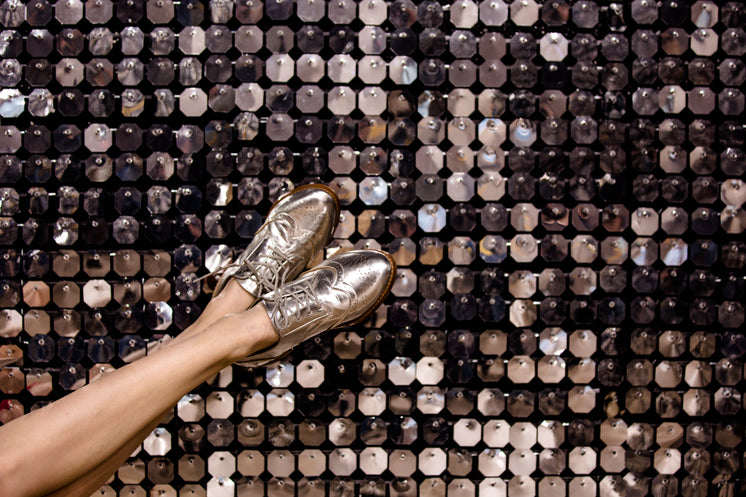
[236,249,300,294]
[203,248,299,295]
[266,272,324,330]
[199,215,301,294]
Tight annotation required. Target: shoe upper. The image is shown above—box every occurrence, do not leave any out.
[240,250,395,367]
[214,185,339,298]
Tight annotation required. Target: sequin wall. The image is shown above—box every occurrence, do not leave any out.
[1,0,746,495]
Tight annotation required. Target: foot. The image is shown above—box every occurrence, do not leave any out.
[213,184,340,298]
[240,249,397,367]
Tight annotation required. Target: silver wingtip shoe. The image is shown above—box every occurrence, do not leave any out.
[212,184,340,299]
[239,249,397,367]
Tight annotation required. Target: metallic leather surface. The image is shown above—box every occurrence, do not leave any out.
[212,184,340,298]
[243,249,396,366]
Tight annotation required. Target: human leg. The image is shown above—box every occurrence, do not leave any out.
[26,184,341,495]
[0,306,277,497]
[172,279,257,344]
[0,249,394,497]
[0,185,347,496]
[41,279,258,497]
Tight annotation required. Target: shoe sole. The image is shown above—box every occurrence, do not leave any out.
[345,249,398,327]
[269,183,341,245]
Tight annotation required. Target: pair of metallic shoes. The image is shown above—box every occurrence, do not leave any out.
[211,184,396,367]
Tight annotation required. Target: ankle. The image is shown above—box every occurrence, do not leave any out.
[227,306,279,361]
[209,279,257,314]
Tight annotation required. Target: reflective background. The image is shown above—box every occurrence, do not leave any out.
[1,0,746,495]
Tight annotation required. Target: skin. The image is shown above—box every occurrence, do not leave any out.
[0,280,276,497]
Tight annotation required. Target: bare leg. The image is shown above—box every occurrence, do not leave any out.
[175,279,258,344]
[0,296,274,497]
[40,280,258,497]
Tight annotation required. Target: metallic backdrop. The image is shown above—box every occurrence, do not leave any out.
[0,0,745,495]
